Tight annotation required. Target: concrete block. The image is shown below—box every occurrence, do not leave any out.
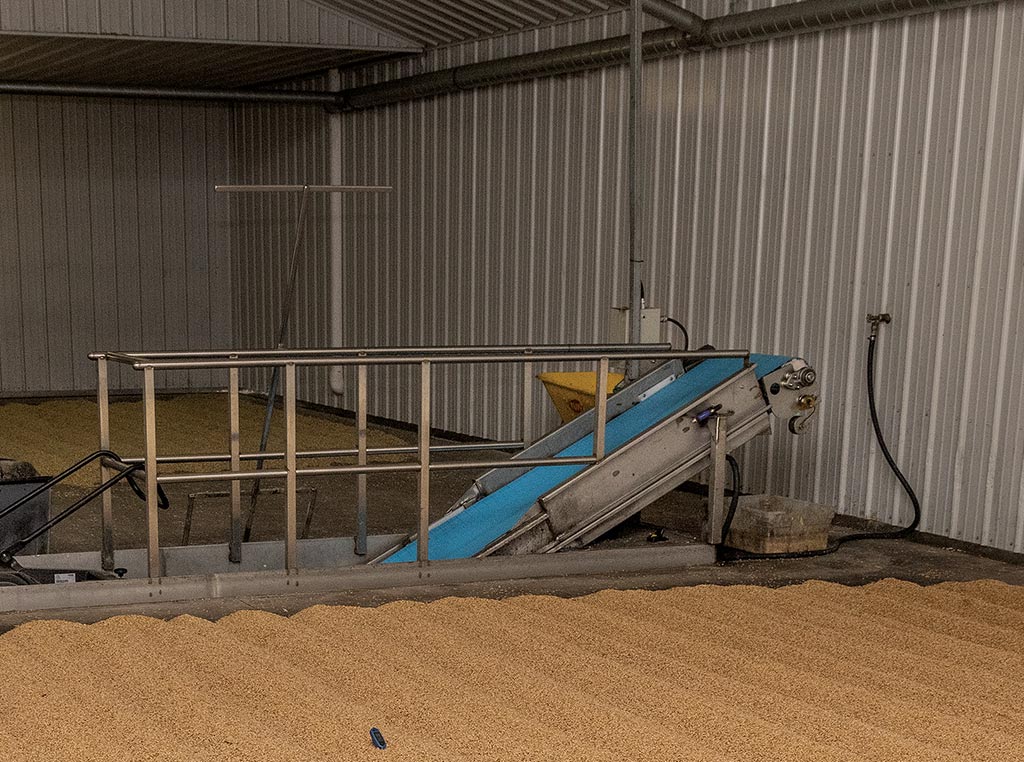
[0,459,38,481]
[725,494,835,554]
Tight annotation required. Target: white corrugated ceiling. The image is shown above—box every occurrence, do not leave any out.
[0,0,423,88]
[0,34,394,88]
[318,0,619,47]
[0,0,628,88]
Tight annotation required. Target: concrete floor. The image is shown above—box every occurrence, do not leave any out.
[5,401,1023,632]
[2,527,1021,632]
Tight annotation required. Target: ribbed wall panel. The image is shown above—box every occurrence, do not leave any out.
[232,1,1024,552]
[0,94,232,394]
[227,77,334,404]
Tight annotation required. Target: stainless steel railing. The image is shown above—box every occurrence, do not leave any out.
[90,345,750,578]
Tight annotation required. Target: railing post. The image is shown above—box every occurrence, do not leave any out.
[706,415,729,545]
[418,360,431,562]
[521,360,534,448]
[143,366,160,578]
[228,367,242,563]
[96,356,114,571]
[284,363,298,570]
[593,356,610,460]
[355,363,368,556]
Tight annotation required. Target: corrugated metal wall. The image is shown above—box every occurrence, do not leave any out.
[227,79,334,402]
[0,94,232,393]
[232,1,1024,552]
[0,0,412,48]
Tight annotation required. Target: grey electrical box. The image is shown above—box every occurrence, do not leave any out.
[608,307,662,344]
[0,475,50,555]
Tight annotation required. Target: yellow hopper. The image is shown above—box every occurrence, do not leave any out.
[537,371,625,423]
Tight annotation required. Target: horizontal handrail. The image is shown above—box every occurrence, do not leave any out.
[117,441,522,466]
[155,455,598,485]
[94,348,749,371]
[89,343,670,362]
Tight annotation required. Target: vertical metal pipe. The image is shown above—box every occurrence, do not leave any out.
[96,357,114,571]
[417,361,431,562]
[627,0,645,381]
[142,367,160,578]
[284,363,298,570]
[329,68,347,397]
[355,363,368,556]
[521,360,534,448]
[228,367,242,563]
[594,357,610,459]
[245,189,312,540]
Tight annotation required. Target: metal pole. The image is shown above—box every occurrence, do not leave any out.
[244,188,311,541]
[284,363,298,570]
[521,360,534,448]
[328,69,347,398]
[96,357,114,571]
[417,361,431,563]
[706,416,728,544]
[228,368,242,563]
[214,184,391,193]
[143,367,160,578]
[627,0,645,381]
[355,364,368,556]
[594,357,610,459]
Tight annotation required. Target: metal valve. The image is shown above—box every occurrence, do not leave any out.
[692,404,722,426]
[780,367,817,390]
[867,312,892,339]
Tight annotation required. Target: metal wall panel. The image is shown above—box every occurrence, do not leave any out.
[0,0,414,48]
[0,94,232,393]
[227,77,334,404]
[233,1,1024,552]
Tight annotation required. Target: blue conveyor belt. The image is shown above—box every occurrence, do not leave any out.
[384,354,789,563]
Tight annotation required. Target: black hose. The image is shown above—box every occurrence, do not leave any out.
[720,454,742,542]
[722,326,922,561]
[837,333,921,539]
[663,317,690,351]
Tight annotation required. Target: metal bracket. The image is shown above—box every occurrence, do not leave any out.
[182,487,318,549]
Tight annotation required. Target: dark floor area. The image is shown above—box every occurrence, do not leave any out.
[1,527,1021,633]
[4,400,1022,633]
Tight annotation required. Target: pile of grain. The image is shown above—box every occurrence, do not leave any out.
[0,579,1021,760]
[0,396,408,487]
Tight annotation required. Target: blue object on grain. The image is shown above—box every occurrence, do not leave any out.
[370,727,387,750]
[384,354,790,563]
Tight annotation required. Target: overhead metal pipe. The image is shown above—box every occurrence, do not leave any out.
[636,0,704,35]
[702,0,986,45]
[337,27,690,110]
[0,80,337,106]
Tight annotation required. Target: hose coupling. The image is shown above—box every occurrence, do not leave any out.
[866,312,892,339]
